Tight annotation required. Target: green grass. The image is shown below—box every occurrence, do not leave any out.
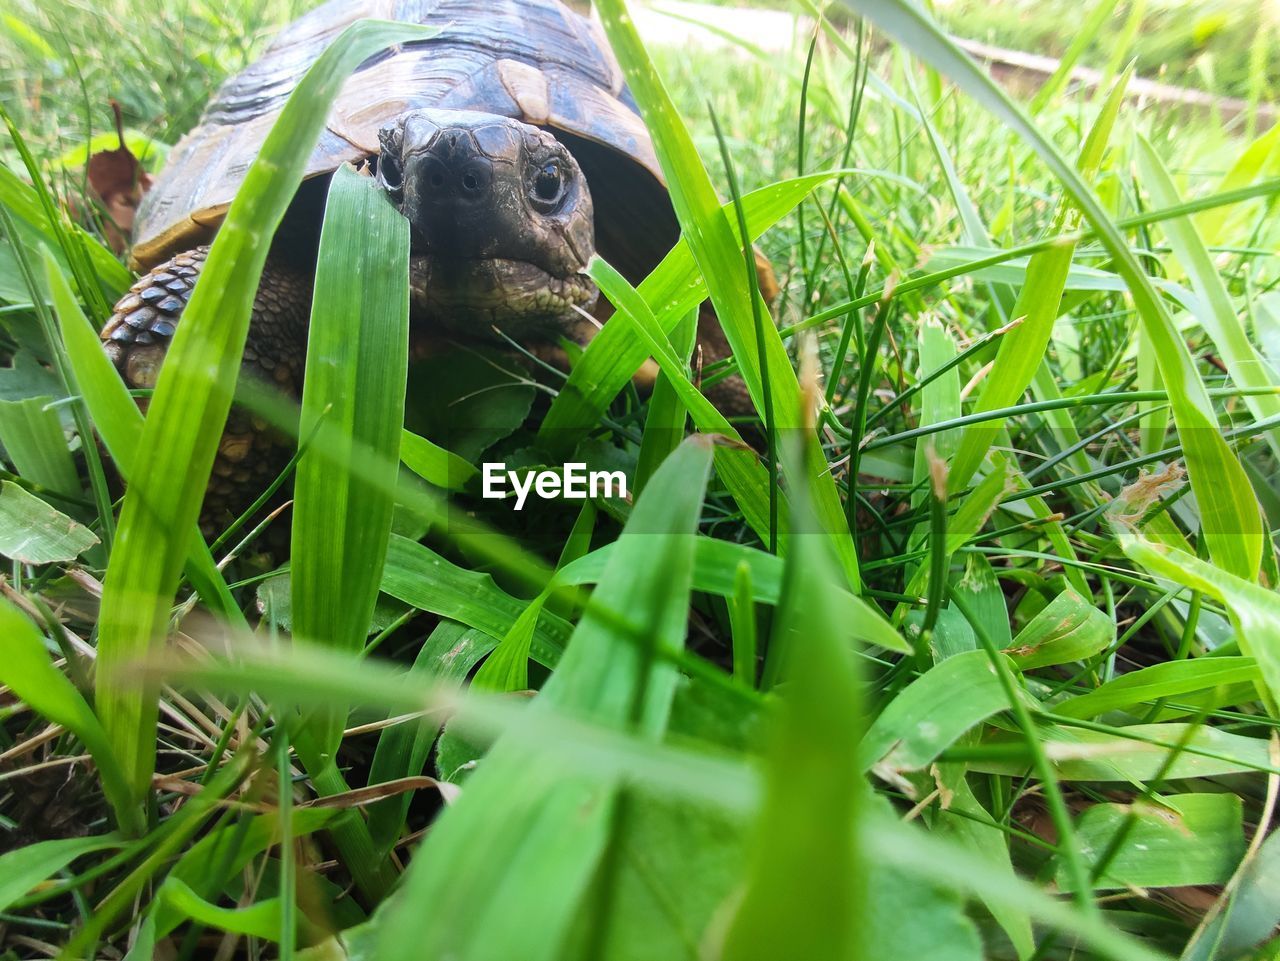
[2,0,1280,958]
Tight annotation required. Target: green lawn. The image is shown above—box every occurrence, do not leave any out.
[1,1,1279,959]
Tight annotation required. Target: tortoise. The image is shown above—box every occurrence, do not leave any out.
[103,0,772,533]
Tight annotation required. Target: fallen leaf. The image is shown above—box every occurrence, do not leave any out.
[86,101,152,252]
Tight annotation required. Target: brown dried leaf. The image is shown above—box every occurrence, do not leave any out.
[86,101,152,252]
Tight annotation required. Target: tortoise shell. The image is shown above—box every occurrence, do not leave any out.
[133,0,678,283]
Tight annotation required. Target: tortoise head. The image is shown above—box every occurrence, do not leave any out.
[375,108,598,339]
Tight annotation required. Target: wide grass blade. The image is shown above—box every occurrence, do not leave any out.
[291,163,410,758]
[1056,793,1244,891]
[1120,533,1280,715]
[588,256,779,546]
[0,480,97,563]
[841,0,1264,582]
[0,396,79,497]
[374,436,716,959]
[0,834,126,914]
[1054,657,1260,720]
[0,596,138,833]
[93,19,437,809]
[45,251,242,621]
[1004,589,1115,670]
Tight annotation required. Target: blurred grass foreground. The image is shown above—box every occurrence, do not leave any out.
[1,0,1280,959]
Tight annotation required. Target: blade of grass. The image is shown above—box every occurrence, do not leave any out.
[588,255,780,547]
[1136,134,1280,462]
[541,174,833,449]
[949,65,1132,493]
[842,0,1262,581]
[291,163,409,756]
[633,308,697,495]
[44,250,242,623]
[0,397,79,498]
[373,436,716,959]
[721,395,864,960]
[0,595,138,834]
[593,1,860,590]
[93,19,438,810]
[1027,0,1121,113]
[1119,533,1280,715]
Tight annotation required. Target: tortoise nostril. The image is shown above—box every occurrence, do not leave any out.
[462,173,479,191]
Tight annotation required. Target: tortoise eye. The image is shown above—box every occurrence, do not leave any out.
[378,150,403,196]
[530,160,564,209]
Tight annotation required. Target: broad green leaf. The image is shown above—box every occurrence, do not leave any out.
[842,0,1261,581]
[381,534,572,666]
[862,813,1172,961]
[404,348,533,463]
[0,595,136,832]
[0,395,78,496]
[0,480,97,563]
[93,19,437,806]
[1055,793,1244,892]
[861,650,1011,774]
[0,833,124,913]
[972,723,1273,781]
[292,163,410,759]
[1183,829,1280,961]
[1004,589,1115,670]
[1055,657,1261,720]
[400,428,476,491]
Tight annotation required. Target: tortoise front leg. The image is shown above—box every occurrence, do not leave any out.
[102,246,312,539]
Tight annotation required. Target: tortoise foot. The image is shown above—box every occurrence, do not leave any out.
[102,248,312,545]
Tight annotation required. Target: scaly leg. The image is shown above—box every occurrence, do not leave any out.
[102,246,312,538]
